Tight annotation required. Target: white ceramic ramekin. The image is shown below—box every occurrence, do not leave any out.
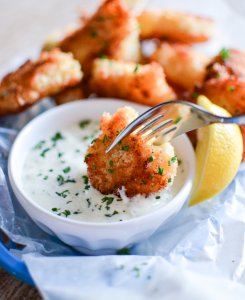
[8,99,195,254]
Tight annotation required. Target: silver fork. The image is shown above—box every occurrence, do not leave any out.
[106,100,245,153]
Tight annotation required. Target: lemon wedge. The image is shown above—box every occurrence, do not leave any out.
[189,95,243,206]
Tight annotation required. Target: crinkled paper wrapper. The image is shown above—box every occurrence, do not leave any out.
[1,0,245,299]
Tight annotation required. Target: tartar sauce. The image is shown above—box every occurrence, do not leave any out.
[22,119,185,222]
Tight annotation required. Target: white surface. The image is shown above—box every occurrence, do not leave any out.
[8,99,195,254]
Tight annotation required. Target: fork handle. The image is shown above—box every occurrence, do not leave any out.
[221,114,245,125]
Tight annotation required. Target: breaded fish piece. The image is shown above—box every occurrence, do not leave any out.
[85,107,178,197]
[151,42,209,91]
[205,48,245,81]
[200,78,245,115]
[0,49,82,116]
[89,59,176,106]
[138,10,214,43]
[54,84,85,105]
[59,0,141,70]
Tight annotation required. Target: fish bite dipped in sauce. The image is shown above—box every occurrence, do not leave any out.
[85,107,178,197]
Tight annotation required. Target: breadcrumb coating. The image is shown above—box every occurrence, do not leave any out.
[85,107,178,197]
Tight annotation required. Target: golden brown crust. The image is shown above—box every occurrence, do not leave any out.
[59,0,140,72]
[85,107,177,197]
[54,84,85,105]
[0,49,82,116]
[205,48,245,81]
[200,78,245,115]
[151,42,209,91]
[89,59,176,106]
[138,10,214,43]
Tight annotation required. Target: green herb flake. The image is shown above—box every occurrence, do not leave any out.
[102,134,109,144]
[90,29,98,38]
[133,64,139,73]
[49,169,53,172]
[109,160,113,167]
[40,148,50,158]
[43,175,48,180]
[62,210,71,218]
[82,175,89,185]
[155,195,161,199]
[133,266,140,278]
[108,169,114,174]
[158,167,164,175]
[105,210,119,217]
[85,153,91,160]
[79,119,91,129]
[174,116,182,124]
[92,164,96,170]
[219,48,230,60]
[99,54,108,59]
[51,207,60,212]
[55,190,70,198]
[177,159,182,165]
[86,198,91,207]
[52,132,63,142]
[63,166,71,174]
[102,196,114,206]
[168,178,172,183]
[116,130,122,135]
[116,247,131,255]
[85,185,90,190]
[33,140,45,150]
[168,156,177,165]
[191,91,199,99]
[148,156,154,163]
[121,145,129,151]
[228,85,235,92]
[58,152,64,158]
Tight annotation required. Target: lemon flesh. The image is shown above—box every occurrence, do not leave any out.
[189,96,243,206]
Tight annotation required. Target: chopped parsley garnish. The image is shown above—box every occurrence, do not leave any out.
[133,64,139,73]
[177,159,182,165]
[51,207,60,212]
[99,54,108,59]
[155,196,161,199]
[91,138,97,144]
[40,148,50,158]
[79,119,91,129]
[168,178,172,183]
[43,175,48,180]
[90,29,98,38]
[158,167,164,175]
[85,153,91,160]
[33,140,45,150]
[58,152,64,158]
[102,134,109,144]
[133,266,140,278]
[116,247,131,255]
[85,185,90,190]
[228,85,235,92]
[108,169,114,174]
[63,166,71,174]
[148,156,154,163]
[57,175,76,185]
[82,175,89,185]
[49,169,53,172]
[75,192,79,196]
[116,130,122,135]
[174,116,182,124]
[62,210,71,217]
[219,48,230,60]
[191,91,199,99]
[55,190,70,198]
[51,132,64,143]
[121,145,129,151]
[102,196,114,206]
[86,198,91,207]
[109,160,113,167]
[168,156,177,165]
[105,210,119,217]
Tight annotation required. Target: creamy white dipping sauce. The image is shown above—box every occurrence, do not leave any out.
[22,120,185,223]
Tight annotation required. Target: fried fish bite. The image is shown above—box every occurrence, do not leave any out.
[0,49,82,116]
[151,42,209,91]
[205,48,245,81]
[85,107,178,197]
[138,10,214,43]
[54,84,85,105]
[59,0,141,70]
[89,59,176,106]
